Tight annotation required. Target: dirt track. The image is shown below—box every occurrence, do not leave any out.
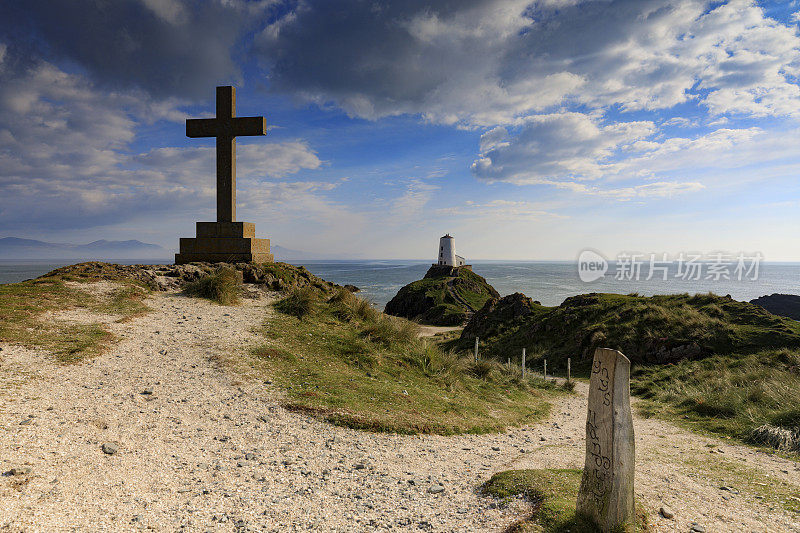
[0,286,798,531]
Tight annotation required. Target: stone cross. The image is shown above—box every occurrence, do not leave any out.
[175,86,273,264]
[576,348,635,532]
[186,86,266,223]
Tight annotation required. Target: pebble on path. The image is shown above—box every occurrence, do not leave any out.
[101,442,119,455]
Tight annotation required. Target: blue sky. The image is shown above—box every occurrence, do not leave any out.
[1,0,800,260]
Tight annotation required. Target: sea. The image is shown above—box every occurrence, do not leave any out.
[1,258,798,308]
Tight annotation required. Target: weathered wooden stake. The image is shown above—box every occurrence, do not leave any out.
[567,357,571,382]
[507,357,510,366]
[521,348,526,378]
[544,359,547,379]
[576,348,635,532]
[474,337,479,362]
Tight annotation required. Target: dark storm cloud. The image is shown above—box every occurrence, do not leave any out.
[260,0,488,95]
[0,0,249,99]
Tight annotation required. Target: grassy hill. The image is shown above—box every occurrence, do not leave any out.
[384,265,500,326]
[249,287,561,434]
[451,291,800,451]
[457,291,800,366]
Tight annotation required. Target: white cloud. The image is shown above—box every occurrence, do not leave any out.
[140,0,188,25]
[138,142,322,180]
[390,179,439,220]
[0,54,326,231]
[662,117,697,128]
[563,180,706,200]
[437,199,566,221]
[471,112,655,183]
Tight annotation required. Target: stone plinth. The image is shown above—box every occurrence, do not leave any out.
[175,221,273,264]
[576,347,635,532]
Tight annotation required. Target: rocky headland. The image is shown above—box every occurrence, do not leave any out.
[384,265,499,326]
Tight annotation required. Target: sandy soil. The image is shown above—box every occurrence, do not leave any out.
[0,286,798,532]
[416,325,463,338]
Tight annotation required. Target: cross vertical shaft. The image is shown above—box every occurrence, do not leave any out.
[216,86,235,223]
[185,85,267,224]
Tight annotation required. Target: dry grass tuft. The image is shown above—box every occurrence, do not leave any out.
[274,286,320,319]
[747,424,800,453]
[183,267,242,305]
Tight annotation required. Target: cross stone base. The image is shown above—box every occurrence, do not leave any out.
[175,222,274,264]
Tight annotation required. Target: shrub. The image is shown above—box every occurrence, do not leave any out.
[183,266,241,305]
[275,287,319,319]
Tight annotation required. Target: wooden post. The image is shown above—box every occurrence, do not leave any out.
[474,337,479,362]
[568,357,571,382]
[576,348,635,531]
[544,359,547,379]
[521,348,526,378]
[507,357,510,366]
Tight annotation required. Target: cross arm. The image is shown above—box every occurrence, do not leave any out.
[186,119,218,138]
[231,116,267,137]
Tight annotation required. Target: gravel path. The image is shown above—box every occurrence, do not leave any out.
[0,286,798,532]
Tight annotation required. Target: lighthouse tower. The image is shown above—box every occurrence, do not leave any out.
[436,234,466,267]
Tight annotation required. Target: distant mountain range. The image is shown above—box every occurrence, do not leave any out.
[0,237,169,260]
[0,237,346,261]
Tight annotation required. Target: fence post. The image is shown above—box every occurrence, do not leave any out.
[521,348,526,378]
[544,359,547,379]
[567,357,571,383]
[474,337,479,362]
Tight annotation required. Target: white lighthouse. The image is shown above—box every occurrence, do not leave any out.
[436,234,466,267]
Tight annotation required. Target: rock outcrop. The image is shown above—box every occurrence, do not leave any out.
[462,292,541,340]
[384,265,499,326]
[750,293,800,321]
[42,261,346,294]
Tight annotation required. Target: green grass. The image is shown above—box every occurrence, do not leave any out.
[632,348,800,451]
[457,292,800,368]
[0,274,150,362]
[481,469,650,532]
[385,266,499,326]
[251,288,561,434]
[183,266,242,305]
[273,286,319,319]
